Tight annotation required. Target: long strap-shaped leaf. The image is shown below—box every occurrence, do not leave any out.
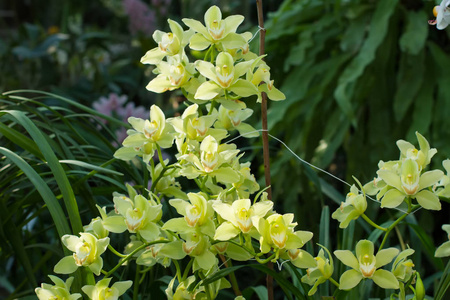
[1,110,83,234]
[0,147,71,237]
[0,197,37,288]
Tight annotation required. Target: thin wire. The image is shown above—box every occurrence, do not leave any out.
[225,129,419,215]
[248,26,264,44]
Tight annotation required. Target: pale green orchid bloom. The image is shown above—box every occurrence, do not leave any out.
[202,162,260,205]
[248,63,285,102]
[214,105,259,138]
[377,158,443,210]
[225,31,257,60]
[106,190,163,242]
[435,224,450,257]
[178,135,241,184]
[182,5,247,51]
[255,213,313,256]
[35,275,81,300]
[281,247,316,269]
[136,237,173,268]
[168,103,228,145]
[54,232,109,276]
[301,246,334,296]
[165,275,206,300]
[141,19,193,65]
[194,52,258,102]
[332,185,367,228]
[115,105,174,162]
[82,278,132,300]
[396,132,437,171]
[145,54,195,93]
[391,248,415,283]
[231,161,260,198]
[334,239,399,290]
[179,230,218,271]
[212,198,273,240]
[163,192,216,238]
[83,205,110,239]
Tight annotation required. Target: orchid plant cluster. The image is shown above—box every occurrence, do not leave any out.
[35,5,450,300]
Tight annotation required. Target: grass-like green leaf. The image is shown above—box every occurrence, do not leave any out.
[1,110,83,234]
[0,147,71,237]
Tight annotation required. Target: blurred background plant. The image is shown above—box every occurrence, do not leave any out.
[1,0,449,299]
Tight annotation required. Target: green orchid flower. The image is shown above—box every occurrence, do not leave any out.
[140,19,193,65]
[54,232,109,276]
[136,238,172,268]
[178,230,218,271]
[83,205,110,239]
[334,239,399,290]
[377,158,443,210]
[301,246,334,296]
[281,247,316,269]
[397,131,437,171]
[105,189,163,242]
[163,192,216,238]
[255,213,313,257]
[363,160,399,200]
[391,248,415,283]
[35,275,81,300]
[82,278,132,300]
[248,63,285,102]
[182,5,247,51]
[214,105,259,138]
[114,105,174,162]
[212,199,273,241]
[168,103,228,145]
[145,54,195,93]
[194,52,258,102]
[212,198,273,240]
[435,224,450,257]
[332,185,367,228]
[178,135,240,184]
[165,275,206,300]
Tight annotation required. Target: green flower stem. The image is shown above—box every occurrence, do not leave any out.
[379,211,410,251]
[133,264,141,300]
[150,165,176,193]
[156,144,166,168]
[182,258,194,282]
[361,213,387,232]
[208,100,216,115]
[395,226,406,251]
[173,259,182,283]
[329,277,340,288]
[219,255,242,296]
[199,272,213,300]
[108,244,127,258]
[103,239,170,278]
[142,158,149,191]
[255,253,276,264]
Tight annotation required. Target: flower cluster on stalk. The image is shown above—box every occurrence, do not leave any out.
[36,5,450,300]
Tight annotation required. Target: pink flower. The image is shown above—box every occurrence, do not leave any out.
[93,93,128,117]
[151,0,172,16]
[117,102,148,121]
[123,0,156,35]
